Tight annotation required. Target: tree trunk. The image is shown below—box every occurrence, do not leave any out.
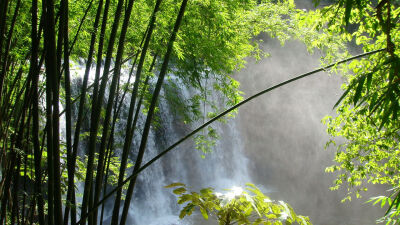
[120,1,188,224]
[109,0,163,221]
[91,0,111,105]
[65,1,104,224]
[0,0,21,103]
[30,0,45,223]
[0,0,9,102]
[42,0,63,222]
[79,0,125,222]
[91,0,139,222]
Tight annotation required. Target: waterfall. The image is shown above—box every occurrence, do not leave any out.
[123,78,251,224]
[69,63,252,224]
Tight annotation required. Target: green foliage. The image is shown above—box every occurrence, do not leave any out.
[320,2,400,186]
[78,153,134,186]
[303,0,400,222]
[194,126,219,158]
[166,182,312,225]
[367,190,400,225]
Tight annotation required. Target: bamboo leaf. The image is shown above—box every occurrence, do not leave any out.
[353,75,366,105]
[390,93,398,120]
[173,187,187,195]
[385,191,400,216]
[366,72,373,93]
[199,207,209,220]
[164,183,186,188]
[333,81,356,109]
[379,103,392,130]
[178,194,192,204]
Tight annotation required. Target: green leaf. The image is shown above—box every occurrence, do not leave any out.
[178,194,192,204]
[173,187,187,195]
[391,96,398,120]
[366,72,372,93]
[367,196,384,205]
[200,188,213,196]
[313,0,321,7]
[334,81,356,109]
[180,204,195,219]
[382,197,388,208]
[386,191,400,216]
[353,75,366,106]
[199,207,209,219]
[164,183,186,188]
[379,104,392,130]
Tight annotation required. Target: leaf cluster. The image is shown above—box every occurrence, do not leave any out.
[304,0,400,222]
[165,182,312,225]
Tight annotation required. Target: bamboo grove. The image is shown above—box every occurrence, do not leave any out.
[2,0,399,224]
[0,0,308,224]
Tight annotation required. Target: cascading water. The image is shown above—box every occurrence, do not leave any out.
[69,63,252,224]
[124,83,250,225]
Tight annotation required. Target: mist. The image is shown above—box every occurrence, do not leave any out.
[232,34,385,224]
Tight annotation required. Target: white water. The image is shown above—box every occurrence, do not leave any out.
[69,64,252,224]
[124,80,251,224]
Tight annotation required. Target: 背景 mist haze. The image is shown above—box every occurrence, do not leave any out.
[233,33,385,224]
